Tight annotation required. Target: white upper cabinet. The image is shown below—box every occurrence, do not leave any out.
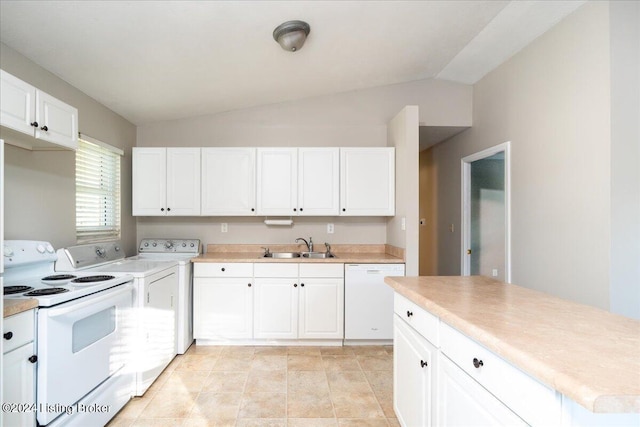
[298,147,340,216]
[201,147,256,215]
[0,69,78,150]
[133,147,201,216]
[257,147,340,216]
[340,147,395,216]
[256,148,298,216]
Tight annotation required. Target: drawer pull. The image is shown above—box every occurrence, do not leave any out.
[420,360,428,368]
[4,332,13,340]
[221,267,225,272]
[28,355,38,364]
[248,283,252,287]
[294,283,298,287]
[473,358,484,368]
[406,310,413,318]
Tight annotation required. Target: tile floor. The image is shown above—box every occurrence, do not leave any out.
[107,345,398,427]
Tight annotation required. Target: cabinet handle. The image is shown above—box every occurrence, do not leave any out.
[40,125,48,131]
[294,283,298,287]
[3,332,13,340]
[473,358,484,368]
[406,310,413,318]
[28,355,38,364]
[248,283,252,287]
[30,121,39,127]
[420,360,428,368]
[221,267,225,272]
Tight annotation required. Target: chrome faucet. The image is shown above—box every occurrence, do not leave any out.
[295,237,313,252]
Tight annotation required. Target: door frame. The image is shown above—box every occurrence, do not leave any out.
[461,141,511,282]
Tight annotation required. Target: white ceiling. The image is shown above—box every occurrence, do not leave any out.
[0,1,584,125]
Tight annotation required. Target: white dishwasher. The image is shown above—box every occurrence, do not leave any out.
[344,263,405,342]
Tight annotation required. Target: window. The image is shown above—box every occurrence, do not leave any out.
[76,135,122,243]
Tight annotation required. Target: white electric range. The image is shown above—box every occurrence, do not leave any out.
[130,238,200,354]
[55,241,179,397]
[3,240,134,427]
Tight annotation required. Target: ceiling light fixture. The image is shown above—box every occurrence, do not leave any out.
[273,20,310,52]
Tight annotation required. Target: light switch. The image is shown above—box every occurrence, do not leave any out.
[327,223,334,234]
[449,224,455,232]
[221,223,228,233]
[401,217,406,231]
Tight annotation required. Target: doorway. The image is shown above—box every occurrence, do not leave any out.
[461,142,511,282]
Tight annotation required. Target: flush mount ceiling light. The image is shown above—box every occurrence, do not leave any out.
[273,20,310,52]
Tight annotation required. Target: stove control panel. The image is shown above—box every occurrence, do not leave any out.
[3,240,57,266]
[139,239,201,254]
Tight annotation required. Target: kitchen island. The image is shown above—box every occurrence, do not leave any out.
[385,275,639,426]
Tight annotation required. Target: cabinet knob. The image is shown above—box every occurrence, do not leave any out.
[40,125,48,131]
[251,208,255,212]
[30,121,39,127]
[294,283,298,287]
[248,283,252,287]
[406,310,413,318]
[221,267,225,272]
[28,355,38,364]
[167,207,171,212]
[293,208,297,212]
[4,331,13,340]
[420,360,428,368]
[342,208,346,212]
[300,208,303,211]
[161,208,165,212]
[473,358,484,368]
[300,283,305,287]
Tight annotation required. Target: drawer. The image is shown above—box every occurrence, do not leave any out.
[440,322,561,426]
[254,263,298,278]
[3,310,35,354]
[394,293,439,346]
[299,263,344,278]
[194,262,253,278]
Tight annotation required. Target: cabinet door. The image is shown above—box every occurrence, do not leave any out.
[298,278,343,339]
[132,148,167,215]
[256,148,298,216]
[0,69,36,136]
[437,355,527,426]
[166,147,201,215]
[2,343,36,427]
[298,148,339,215]
[201,147,256,215]
[340,147,395,216]
[394,315,436,427]
[35,90,78,149]
[254,278,298,339]
[194,278,253,339]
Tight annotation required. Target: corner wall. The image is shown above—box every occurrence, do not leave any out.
[429,2,612,309]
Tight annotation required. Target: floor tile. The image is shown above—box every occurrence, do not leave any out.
[287,370,330,394]
[162,370,210,393]
[235,418,287,426]
[337,419,390,427]
[139,389,198,418]
[189,392,242,420]
[183,419,236,427]
[238,392,287,418]
[331,391,385,419]
[356,355,392,371]
[287,390,335,418]
[203,371,248,393]
[287,354,324,370]
[213,356,253,371]
[176,354,218,372]
[245,369,287,392]
[322,355,361,371]
[253,346,288,356]
[250,355,287,371]
[132,418,186,426]
[327,371,371,393]
[287,418,338,427]
[287,346,323,355]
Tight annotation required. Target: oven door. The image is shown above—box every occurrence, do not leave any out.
[36,283,133,425]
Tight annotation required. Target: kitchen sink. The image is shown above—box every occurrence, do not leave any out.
[301,252,337,259]
[262,252,301,258]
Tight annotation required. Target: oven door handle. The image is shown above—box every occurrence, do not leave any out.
[44,285,133,318]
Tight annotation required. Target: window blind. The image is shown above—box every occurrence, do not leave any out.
[76,136,122,243]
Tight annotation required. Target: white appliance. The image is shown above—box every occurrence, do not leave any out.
[344,263,405,342]
[129,238,200,354]
[55,241,179,397]
[3,240,134,427]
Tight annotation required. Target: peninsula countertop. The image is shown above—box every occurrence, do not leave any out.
[192,243,405,264]
[4,298,38,318]
[384,275,640,414]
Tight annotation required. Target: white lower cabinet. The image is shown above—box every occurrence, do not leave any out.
[254,278,298,339]
[437,355,527,426]
[393,313,436,427]
[193,263,254,340]
[2,310,36,427]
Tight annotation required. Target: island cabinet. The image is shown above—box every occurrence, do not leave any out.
[193,263,254,340]
[132,147,201,216]
[393,293,561,427]
[0,69,78,151]
[2,309,36,427]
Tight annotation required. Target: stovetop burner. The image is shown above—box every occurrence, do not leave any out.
[42,274,77,281]
[25,288,69,296]
[4,285,35,295]
[71,275,115,283]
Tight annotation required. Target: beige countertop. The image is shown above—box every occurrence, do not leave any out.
[193,243,405,264]
[4,298,38,318]
[384,275,640,414]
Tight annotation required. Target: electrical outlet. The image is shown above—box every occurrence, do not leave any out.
[327,223,334,234]
[492,269,498,277]
[449,224,455,233]
[221,223,228,233]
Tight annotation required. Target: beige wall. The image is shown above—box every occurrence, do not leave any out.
[0,43,138,254]
[427,2,612,309]
[136,80,471,248]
